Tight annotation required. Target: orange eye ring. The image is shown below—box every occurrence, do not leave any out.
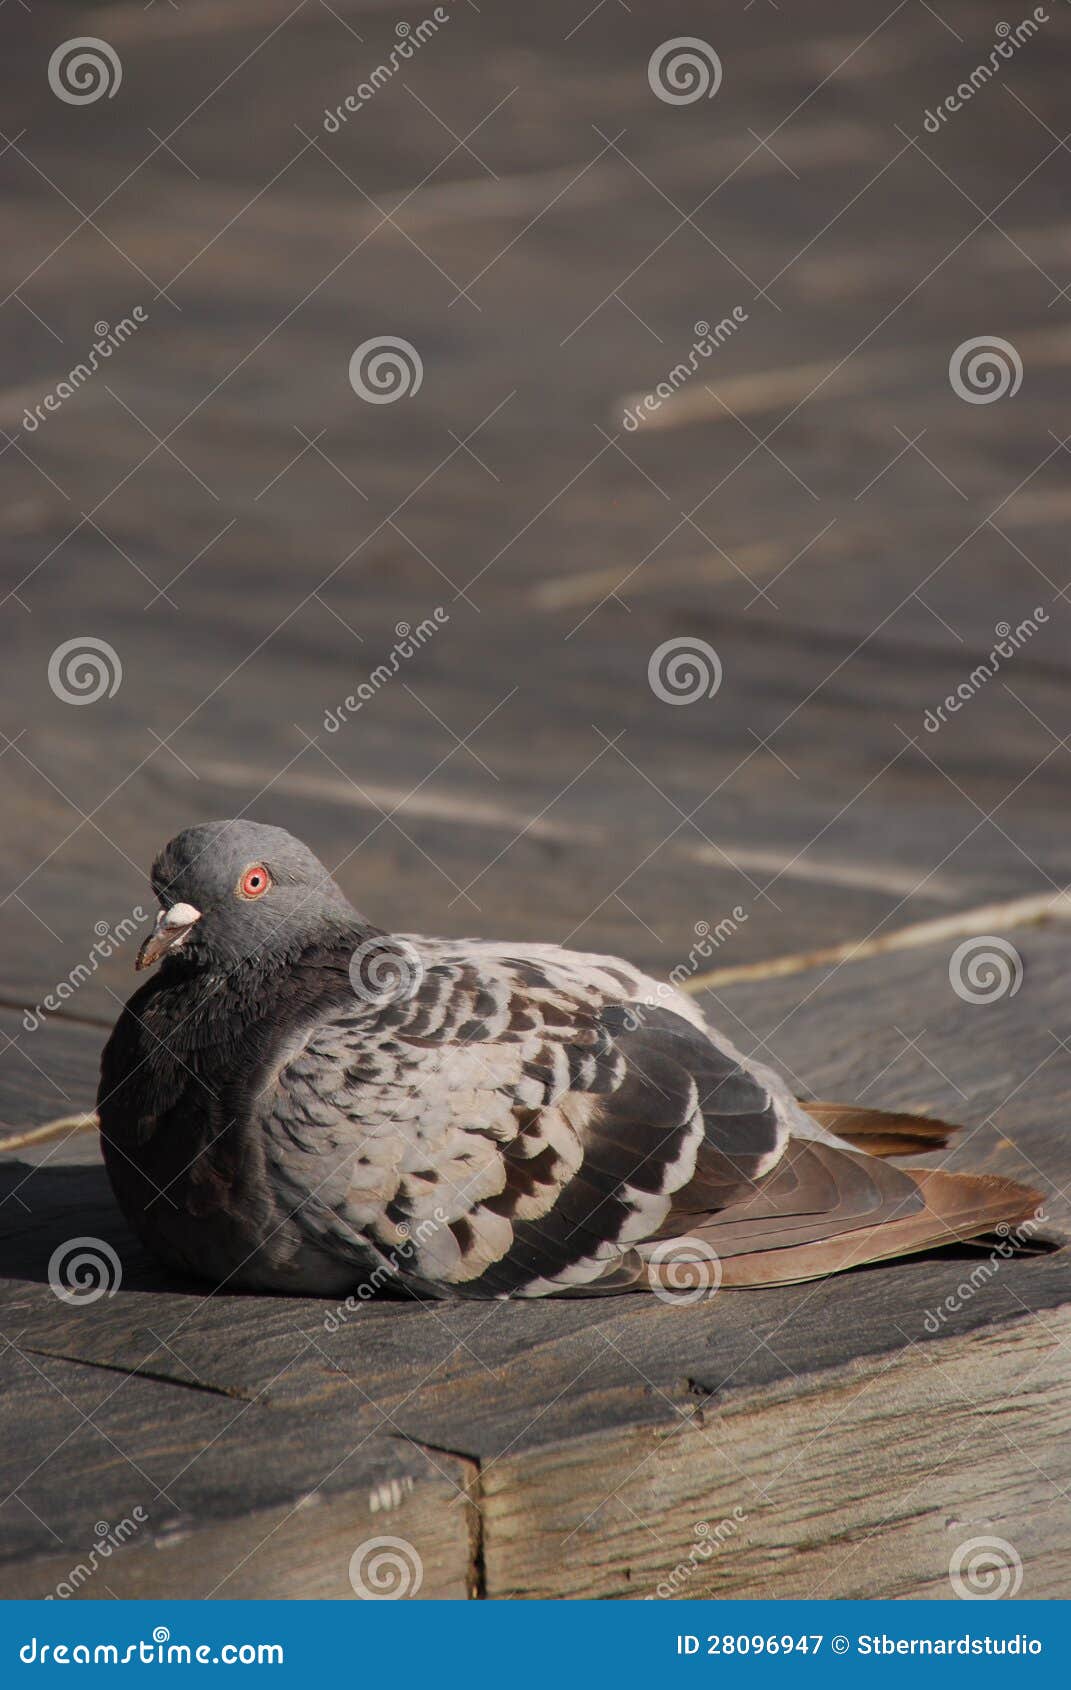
[238,863,271,899]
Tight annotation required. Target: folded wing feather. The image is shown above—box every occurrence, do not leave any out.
[260,940,1041,1299]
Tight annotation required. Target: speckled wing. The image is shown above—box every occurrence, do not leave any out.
[257,940,789,1298]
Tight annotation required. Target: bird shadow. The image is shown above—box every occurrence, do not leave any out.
[0,1160,416,1304]
[0,1160,202,1296]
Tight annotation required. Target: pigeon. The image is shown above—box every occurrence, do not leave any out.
[98,820,1041,1300]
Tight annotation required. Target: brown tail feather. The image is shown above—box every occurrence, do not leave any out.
[803,1100,959,1158]
[712,1168,1044,1288]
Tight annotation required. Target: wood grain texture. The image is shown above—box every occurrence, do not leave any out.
[3,0,1071,1015]
[481,1313,1071,1600]
[1,0,1070,1599]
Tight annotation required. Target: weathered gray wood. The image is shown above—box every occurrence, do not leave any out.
[2,0,1070,1601]
[4,0,1071,1016]
[482,1313,1071,1600]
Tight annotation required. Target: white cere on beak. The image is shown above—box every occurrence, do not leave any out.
[161,902,201,933]
[136,901,204,970]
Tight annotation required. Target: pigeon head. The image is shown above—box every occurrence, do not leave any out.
[136,821,358,972]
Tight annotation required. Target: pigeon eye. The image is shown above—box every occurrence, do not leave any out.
[238,864,271,899]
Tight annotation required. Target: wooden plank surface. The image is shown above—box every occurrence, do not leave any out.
[1,0,1070,1599]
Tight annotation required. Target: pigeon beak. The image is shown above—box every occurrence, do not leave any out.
[135,903,202,971]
